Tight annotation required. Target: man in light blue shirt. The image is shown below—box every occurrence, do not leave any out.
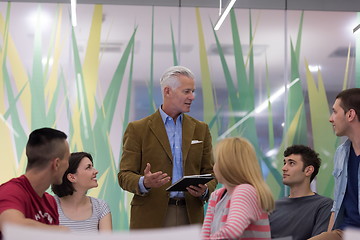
[310,88,360,240]
[119,66,217,229]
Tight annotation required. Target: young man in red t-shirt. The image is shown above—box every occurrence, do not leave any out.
[0,128,70,237]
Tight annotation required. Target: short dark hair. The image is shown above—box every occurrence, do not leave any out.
[336,88,360,121]
[26,128,67,170]
[284,145,321,182]
[51,152,93,197]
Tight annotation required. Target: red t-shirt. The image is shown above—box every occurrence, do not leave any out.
[0,175,59,226]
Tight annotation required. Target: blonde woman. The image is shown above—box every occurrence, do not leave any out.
[201,137,274,240]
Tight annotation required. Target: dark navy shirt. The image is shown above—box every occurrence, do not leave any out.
[340,145,360,229]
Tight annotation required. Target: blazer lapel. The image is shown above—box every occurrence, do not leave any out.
[149,111,173,161]
[182,114,196,166]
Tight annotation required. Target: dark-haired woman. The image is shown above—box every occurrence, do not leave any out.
[52,152,112,232]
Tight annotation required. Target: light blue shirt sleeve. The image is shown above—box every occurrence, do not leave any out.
[138,176,149,194]
[201,188,209,199]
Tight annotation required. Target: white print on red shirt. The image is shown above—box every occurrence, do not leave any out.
[34,210,53,224]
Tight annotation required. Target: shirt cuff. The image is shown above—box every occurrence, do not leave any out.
[139,176,150,194]
[200,188,209,200]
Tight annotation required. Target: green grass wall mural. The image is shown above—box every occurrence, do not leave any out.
[0,3,134,230]
[0,2,358,230]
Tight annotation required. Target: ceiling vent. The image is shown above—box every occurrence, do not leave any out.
[207,43,267,56]
[329,46,355,58]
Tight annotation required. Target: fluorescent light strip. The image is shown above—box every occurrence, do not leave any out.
[219,0,222,16]
[71,0,77,27]
[214,0,237,31]
[218,78,300,140]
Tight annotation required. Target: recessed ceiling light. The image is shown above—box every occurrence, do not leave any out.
[309,65,321,73]
[27,9,51,31]
[42,57,53,66]
[266,148,278,157]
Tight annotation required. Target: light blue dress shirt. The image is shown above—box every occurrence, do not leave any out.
[159,107,184,198]
[332,139,360,228]
[139,107,184,198]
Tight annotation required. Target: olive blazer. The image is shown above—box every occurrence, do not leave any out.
[118,110,217,229]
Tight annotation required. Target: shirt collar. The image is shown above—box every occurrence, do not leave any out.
[159,106,183,124]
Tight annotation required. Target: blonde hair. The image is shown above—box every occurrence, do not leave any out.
[215,137,274,213]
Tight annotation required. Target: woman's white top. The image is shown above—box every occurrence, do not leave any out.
[54,195,111,232]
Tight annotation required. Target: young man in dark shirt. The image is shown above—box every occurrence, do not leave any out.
[270,145,333,240]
